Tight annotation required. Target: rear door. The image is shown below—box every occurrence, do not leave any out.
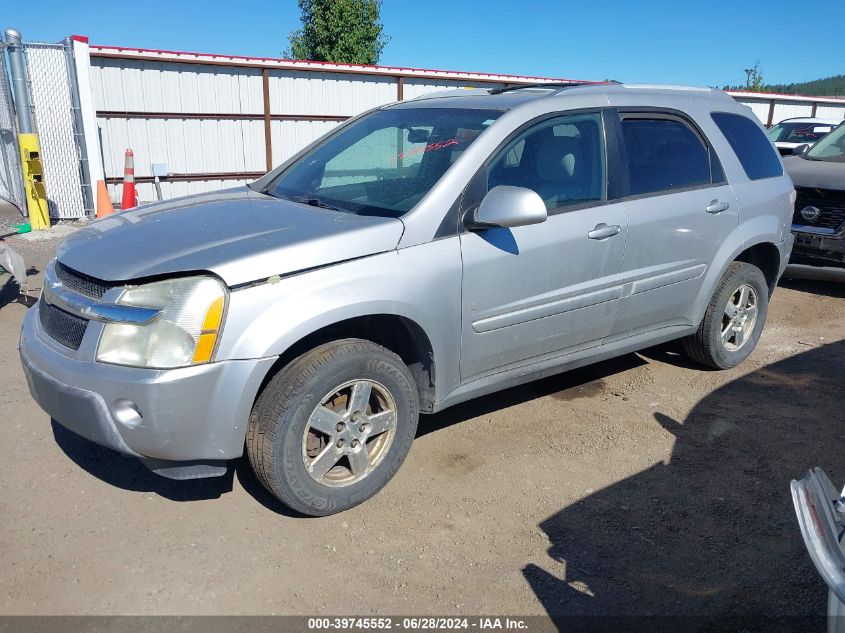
[608,111,739,337]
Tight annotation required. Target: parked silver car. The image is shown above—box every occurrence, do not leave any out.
[20,83,794,515]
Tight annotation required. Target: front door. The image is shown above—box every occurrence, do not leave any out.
[459,111,628,381]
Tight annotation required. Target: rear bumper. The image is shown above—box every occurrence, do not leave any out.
[20,304,275,465]
[776,233,795,280]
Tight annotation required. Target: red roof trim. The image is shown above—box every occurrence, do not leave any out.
[89,43,590,82]
[71,34,89,43]
[725,90,845,102]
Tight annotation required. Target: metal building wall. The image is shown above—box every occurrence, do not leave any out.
[732,92,845,127]
[91,59,267,201]
[87,47,845,205]
[87,47,579,204]
[814,104,845,119]
[402,78,490,100]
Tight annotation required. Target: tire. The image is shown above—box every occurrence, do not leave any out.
[246,338,419,516]
[683,261,769,370]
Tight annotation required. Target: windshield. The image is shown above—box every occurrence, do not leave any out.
[265,107,503,217]
[766,121,835,144]
[805,124,845,162]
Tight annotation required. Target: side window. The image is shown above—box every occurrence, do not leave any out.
[487,112,606,211]
[620,117,711,196]
[711,112,784,181]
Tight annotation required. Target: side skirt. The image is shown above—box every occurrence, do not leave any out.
[430,324,695,414]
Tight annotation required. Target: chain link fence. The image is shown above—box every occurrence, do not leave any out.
[0,42,24,212]
[25,42,86,218]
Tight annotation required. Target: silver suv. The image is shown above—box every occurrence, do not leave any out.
[20,83,794,515]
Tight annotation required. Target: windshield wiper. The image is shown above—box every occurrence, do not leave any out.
[290,196,345,212]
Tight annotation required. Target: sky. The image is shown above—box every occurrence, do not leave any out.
[3,0,843,88]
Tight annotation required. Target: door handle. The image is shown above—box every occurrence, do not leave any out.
[587,223,621,240]
[705,200,730,214]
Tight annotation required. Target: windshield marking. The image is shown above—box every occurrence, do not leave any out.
[397,138,460,161]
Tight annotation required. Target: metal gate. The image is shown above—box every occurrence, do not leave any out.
[0,40,24,212]
[24,42,87,218]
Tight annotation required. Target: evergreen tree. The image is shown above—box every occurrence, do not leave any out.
[285,0,389,65]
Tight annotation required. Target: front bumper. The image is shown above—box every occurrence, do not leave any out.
[791,227,845,268]
[20,303,275,468]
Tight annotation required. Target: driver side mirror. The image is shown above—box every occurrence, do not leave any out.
[467,186,548,230]
[793,144,810,155]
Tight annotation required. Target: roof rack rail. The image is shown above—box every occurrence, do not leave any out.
[488,81,604,95]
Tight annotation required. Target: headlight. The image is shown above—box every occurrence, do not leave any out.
[96,276,227,369]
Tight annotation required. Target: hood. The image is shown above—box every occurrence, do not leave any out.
[57,187,405,287]
[783,156,845,191]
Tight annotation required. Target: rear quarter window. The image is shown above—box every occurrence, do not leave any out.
[712,112,783,181]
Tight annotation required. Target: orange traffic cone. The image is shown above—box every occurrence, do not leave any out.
[96,179,114,218]
[121,149,136,210]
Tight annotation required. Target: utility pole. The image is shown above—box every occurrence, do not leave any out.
[744,68,753,90]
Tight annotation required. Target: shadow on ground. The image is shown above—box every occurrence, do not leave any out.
[779,264,845,298]
[417,353,647,437]
[524,340,844,630]
[51,420,235,502]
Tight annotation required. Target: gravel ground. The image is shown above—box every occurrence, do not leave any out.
[1,214,843,621]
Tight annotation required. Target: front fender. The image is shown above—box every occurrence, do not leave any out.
[216,240,463,402]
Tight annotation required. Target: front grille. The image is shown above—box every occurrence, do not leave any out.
[39,299,88,350]
[54,261,113,300]
[792,187,845,232]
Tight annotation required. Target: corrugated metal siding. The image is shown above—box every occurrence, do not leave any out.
[815,104,845,120]
[733,94,845,126]
[106,178,250,202]
[87,47,845,205]
[733,99,771,123]
[772,103,815,121]
[98,116,266,177]
[267,70,395,116]
[270,119,341,166]
[91,58,263,112]
[402,79,490,100]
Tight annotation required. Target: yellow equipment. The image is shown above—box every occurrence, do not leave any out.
[18,133,50,230]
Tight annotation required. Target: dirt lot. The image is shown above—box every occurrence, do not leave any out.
[1,214,844,621]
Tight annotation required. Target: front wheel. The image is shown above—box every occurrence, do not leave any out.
[683,261,769,370]
[246,339,419,516]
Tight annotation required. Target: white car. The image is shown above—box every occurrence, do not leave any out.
[767,117,840,156]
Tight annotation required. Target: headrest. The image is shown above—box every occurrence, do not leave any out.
[535,134,581,182]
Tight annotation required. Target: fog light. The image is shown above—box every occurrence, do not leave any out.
[113,399,143,429]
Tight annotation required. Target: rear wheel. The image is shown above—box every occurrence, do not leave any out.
[683,261,769,369]
[246,339,419,516]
